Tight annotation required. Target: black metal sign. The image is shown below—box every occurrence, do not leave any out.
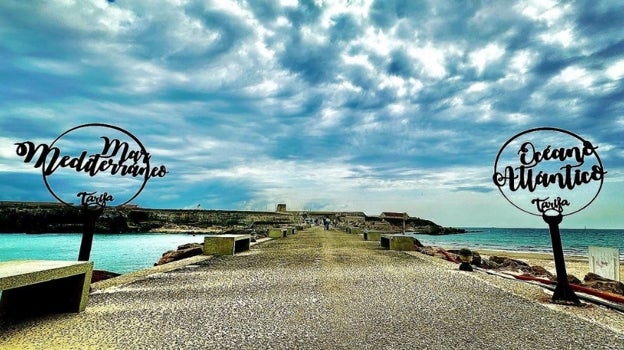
[15,123,168,260]
[15,123,167,209]
[493,127,605,305]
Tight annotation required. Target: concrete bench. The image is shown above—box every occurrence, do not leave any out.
[203,234,251,255]
[380,234,416,251]
[0,260,93,316]
[348,227,362,235]
[363,231,383,241]
[268,228,287,238]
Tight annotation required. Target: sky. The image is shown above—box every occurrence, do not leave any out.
[1,0,624,229]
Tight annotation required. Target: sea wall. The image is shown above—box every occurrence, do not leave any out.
[0,201,463,234]
[0,202,301,233]
[127,208,300,232]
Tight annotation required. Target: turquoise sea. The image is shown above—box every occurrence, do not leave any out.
[0,233,205,274]
[1,228,623,274]
[411,227,624,260]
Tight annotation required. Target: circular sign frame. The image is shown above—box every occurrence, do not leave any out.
[42,123,151,208]
[14,122,168,210]
[493,127,605,217]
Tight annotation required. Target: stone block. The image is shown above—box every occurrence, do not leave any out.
[268,228,285,238]
[203,234,251,256]
[350,227,362,235]
[364,231,382,241]
[380,234,415,251]
[0,260,94,315]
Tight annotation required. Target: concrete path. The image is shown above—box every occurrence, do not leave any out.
[1,228,623,349]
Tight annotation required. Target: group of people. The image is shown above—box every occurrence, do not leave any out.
[322,217,330,230]
[308,217,331,230]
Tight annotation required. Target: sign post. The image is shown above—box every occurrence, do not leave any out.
[542,213,579,304]
[493,127,606,305]
[15,123,168,262]
[78,207,104,261]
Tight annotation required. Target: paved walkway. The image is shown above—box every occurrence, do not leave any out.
[1,228,623,349]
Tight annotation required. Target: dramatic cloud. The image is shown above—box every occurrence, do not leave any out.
[1,0,623,228]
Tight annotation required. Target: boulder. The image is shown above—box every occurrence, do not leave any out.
[526,265,555,280]
[178,242,200,250]
[567,274,582,286]
[585,272,613,282]
[470,252,482,266]
[156,250,178,265]
[488,256,530,272]
[459,262,473,271]
[476,258,500,269]
[583,272,624,296]
[156,243,203,265]
[91,269,121,283]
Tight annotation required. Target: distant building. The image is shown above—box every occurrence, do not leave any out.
[380,212,409,220]
[379,212,408,232]
[276,203,287,212]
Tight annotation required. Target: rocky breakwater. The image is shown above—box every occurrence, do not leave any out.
[154,228,267,266]
[418,246,624,298]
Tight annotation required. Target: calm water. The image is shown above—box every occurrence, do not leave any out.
[412,227,624,260]
[1,228,623,274]
[0,233,204,274]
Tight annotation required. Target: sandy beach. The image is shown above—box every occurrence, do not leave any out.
[473,248,624,282]
[1,227,623,349]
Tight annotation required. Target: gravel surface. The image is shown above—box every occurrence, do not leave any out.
[1,228,623,349]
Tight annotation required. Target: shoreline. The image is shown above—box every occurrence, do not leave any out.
[467,248,623,282]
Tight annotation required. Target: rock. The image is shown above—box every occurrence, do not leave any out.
[459,262,473,272]
[583,272,624,295]
[488,256,530,272]
[470,252,481,266]
[584,272,612,282]
[91,269,121,283]
[567,274,582,285]
[520,265,555,280]
[444,249,463,263]
[476,258,500,269]
[156,250,177,265]
[156,244,203,266]
[178,243,199,250]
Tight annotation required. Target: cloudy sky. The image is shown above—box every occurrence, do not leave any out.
[1,0,623,229]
